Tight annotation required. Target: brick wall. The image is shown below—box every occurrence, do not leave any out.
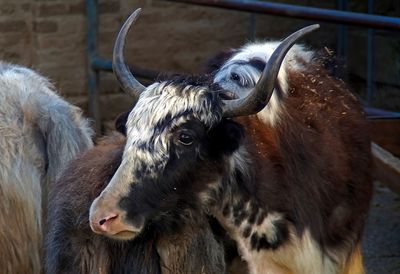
[0,0,399,132]
[0,0,88,109]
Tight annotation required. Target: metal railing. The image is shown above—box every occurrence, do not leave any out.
[167,0,400,30]
[86,0,400,131]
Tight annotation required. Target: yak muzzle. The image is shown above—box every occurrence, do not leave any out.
[89,195,144,240]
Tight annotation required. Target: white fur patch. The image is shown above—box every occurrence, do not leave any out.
[236,228,337,274]
[213,41,314,126]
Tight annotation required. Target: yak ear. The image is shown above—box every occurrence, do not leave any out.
[209,119,244,154]
[114,110,131,135]
[205,49,239,74]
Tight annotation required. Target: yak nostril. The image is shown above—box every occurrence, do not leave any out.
[98,214,118,227]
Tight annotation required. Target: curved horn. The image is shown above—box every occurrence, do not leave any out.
[113,8,145,99]
[222,24,320,118]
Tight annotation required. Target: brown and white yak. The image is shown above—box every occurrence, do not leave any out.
[0,62,93,274]
[45,132,227,274]
[89,9,372,274]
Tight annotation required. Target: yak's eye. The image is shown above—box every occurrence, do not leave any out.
[230,72,240,82]
[178,132,194,146]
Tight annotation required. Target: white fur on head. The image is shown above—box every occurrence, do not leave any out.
[97,80,222,201]
[213,41,314,126]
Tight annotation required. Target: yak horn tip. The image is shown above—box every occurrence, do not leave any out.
[306,24,320,31]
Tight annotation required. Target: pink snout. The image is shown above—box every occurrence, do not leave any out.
[90,212,119,233]
[89,197,143,240]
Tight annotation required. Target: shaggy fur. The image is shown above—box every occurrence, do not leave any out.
[0,62,93,274]
[210,43,370,272]
[46,133,226,274]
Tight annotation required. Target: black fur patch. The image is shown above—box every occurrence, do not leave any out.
[271,219,289,249]
[209,120,245,155]
[115,110,131,135]
[222,204,231,217]
[248,58,266,72]
[248,220,288,251]
[250,233,272,251]
[248,207,259,225]
[242,226,252,238]
[237,210,249,225]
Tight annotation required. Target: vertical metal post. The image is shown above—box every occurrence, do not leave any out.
[86,0,102,134]
[337,0,348,80]
[366,0,375,105]
[248,13,256,41]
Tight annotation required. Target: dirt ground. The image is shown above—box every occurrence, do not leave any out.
[363,182,400,274]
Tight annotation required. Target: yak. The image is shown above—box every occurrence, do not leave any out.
[90,9,372,274]
[0,62,93,274]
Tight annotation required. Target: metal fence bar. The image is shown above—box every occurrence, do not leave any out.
[337,0,348,60]
[167,0,400,31]
[91,57,160,80]
[86,0,101,133]
[367,0,375,104]
[336,0,348,80]
[248,13,256,41]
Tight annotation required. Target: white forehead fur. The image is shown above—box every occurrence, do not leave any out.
[126,82,221,142]
[120,82,221,175]
[104,81,223,197]
[214,41,314,126]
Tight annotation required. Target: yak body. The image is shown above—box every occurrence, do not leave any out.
[45,133,227,274]
[217,63,371,274]
[210,43,372,273]
[0,62,93,274]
